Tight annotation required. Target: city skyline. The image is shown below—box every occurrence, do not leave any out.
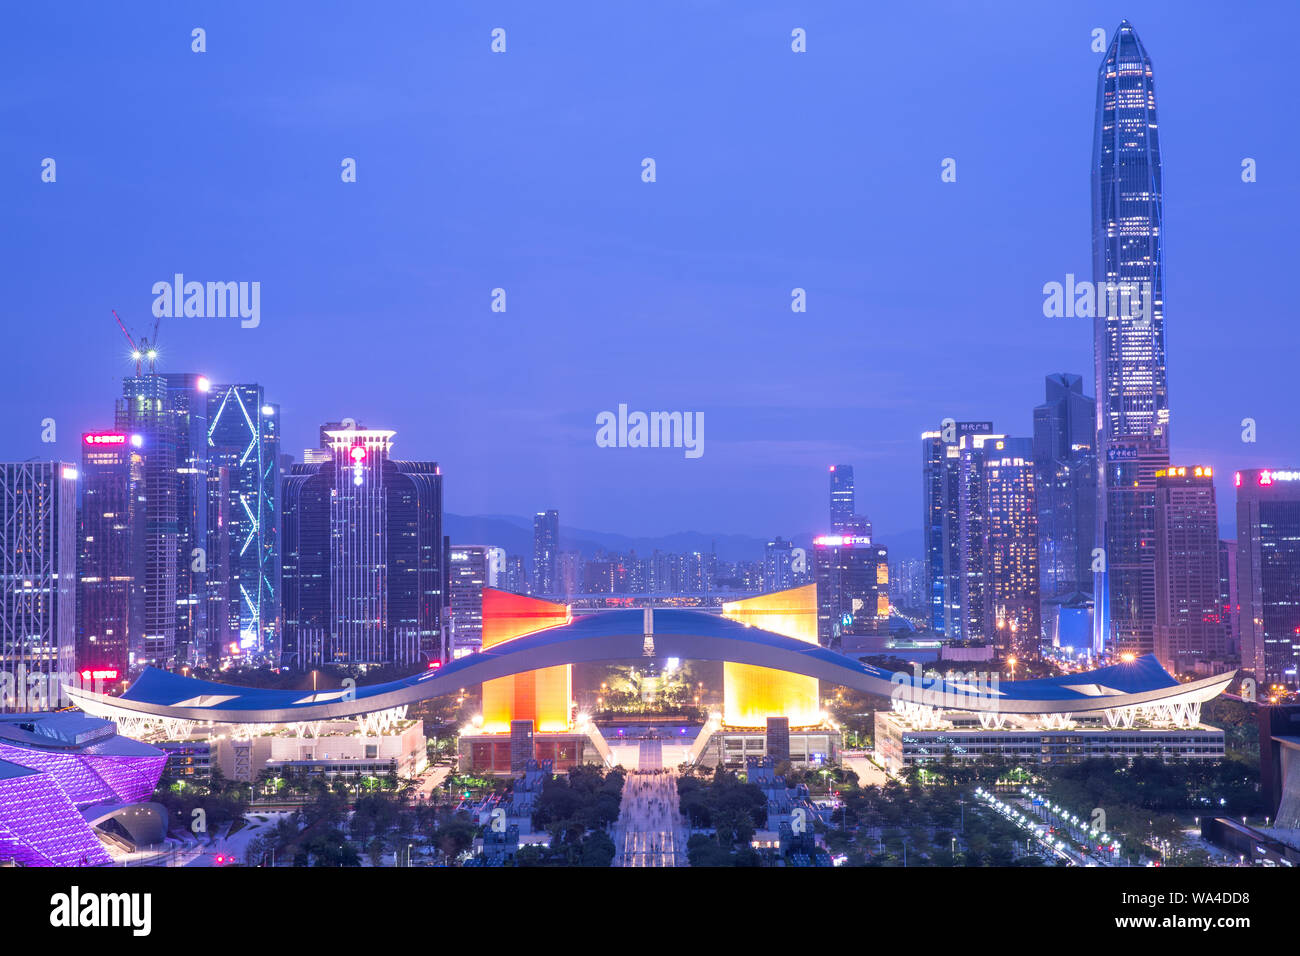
[3,2,1293,540]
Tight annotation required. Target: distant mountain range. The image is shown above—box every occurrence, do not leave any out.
[444,513,922,563]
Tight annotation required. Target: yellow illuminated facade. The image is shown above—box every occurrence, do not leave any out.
[721,584,821,728]
[479,588,572,734]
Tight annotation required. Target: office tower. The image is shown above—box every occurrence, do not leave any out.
[983,438,1040,656]
[206,384,280,657]
[557,551,581,598]
[532,510,558,597]
[1236,469,1300,689]
[1033,374,1097,638]
[0,462,77,712]
[158,373,211,665]
[923,423,1002,638]
[485,547,506,588]
[77,432,144,678]
[1100,438,1169,657]
[829,465,854,532]
[448,545,489,656]
[764,537,795,593]
[813,534,889,648]
[280,426,444,667]
[1218,539,1239,659]
[504,555,527,595]
[115,375,179,666]
[1092,21,1171,654]
[204,463,236,661]
[1152,466,1226,673]
[830,464,872,536]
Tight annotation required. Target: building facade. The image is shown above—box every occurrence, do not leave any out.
[0,463,77,713]
[280,427,444,668]
[1092,21,1172,655]
[1153,466,1226,674]
[1236,469,1300,689]
[532,510,558,597]
[77,432,144,680]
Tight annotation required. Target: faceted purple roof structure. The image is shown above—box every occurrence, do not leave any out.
[0,714,166,867]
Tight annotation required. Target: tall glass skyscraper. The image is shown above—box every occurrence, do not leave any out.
[1092,20,1171,655]
[532,510,559,597]
[207,383,280,657]
[280,426,443,668]
[0,462,77,712]
[1033,374,1097,639]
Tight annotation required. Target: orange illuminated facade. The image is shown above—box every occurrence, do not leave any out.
[721,584,821,728]
[479,588,572,733]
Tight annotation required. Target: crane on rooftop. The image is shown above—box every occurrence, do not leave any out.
[112,309,162,376]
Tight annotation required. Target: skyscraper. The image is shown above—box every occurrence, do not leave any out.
[983,438,1040,656]
[162,373,210,665]
[922,422,1001,639]
[813,534,889,648]
[1,462,77,712]
[1153,466,1226,674]
[830,464,871,536]
[532,510,558,597]
[280,426,444,667]
[448,545,490,657]
[1236,469,1300,689]
[1033,374,1097,637]
[207,383,281,656]
[829,465,854,532]
[115,375,179,667]
[763,537,795,593]
[1092,20,1171,654]
[78,432,144,678]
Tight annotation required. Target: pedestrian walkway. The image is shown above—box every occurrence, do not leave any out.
[611,769,687,867]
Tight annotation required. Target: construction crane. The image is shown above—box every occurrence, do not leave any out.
[112,309,162,376]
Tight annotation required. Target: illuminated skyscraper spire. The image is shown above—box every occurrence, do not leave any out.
[1092,21,1171,656]
[1092,19,1169,446]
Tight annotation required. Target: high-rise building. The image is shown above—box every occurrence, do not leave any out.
[1236,469,1300,689]
[1092,20,1171,655]
[763,537,794,593]
[1,462,77,712]
[983,438,1040,656]
[922,422,1001,640]
[162,373,211,665]
[830,464,871,536]
[1218,539,1240,660]
[448,545,490,657]
[829,465,854,532]
[813,535,889,648]
[280,426,444,668]
[532,510,558,597]
[115,375,179,667]
[504,555,527,595]
[1152,466,1226,674]
[1100,438,1169,657]
[1033,374,1097,637]
[77,432,144,679]
[206,384,281,657]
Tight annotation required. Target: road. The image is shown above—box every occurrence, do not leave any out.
[612,767,688,867]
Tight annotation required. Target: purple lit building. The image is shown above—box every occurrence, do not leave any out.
[0,713,166,867]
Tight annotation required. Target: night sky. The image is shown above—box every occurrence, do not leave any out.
[4,1,1294,543]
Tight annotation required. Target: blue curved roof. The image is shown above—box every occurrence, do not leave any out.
[70,608,1230,722]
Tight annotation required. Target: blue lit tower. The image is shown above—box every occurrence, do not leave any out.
[207,384,281,658]
[1092,21,1171,655]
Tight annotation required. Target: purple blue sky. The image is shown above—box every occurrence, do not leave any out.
[3,1,1295,542]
